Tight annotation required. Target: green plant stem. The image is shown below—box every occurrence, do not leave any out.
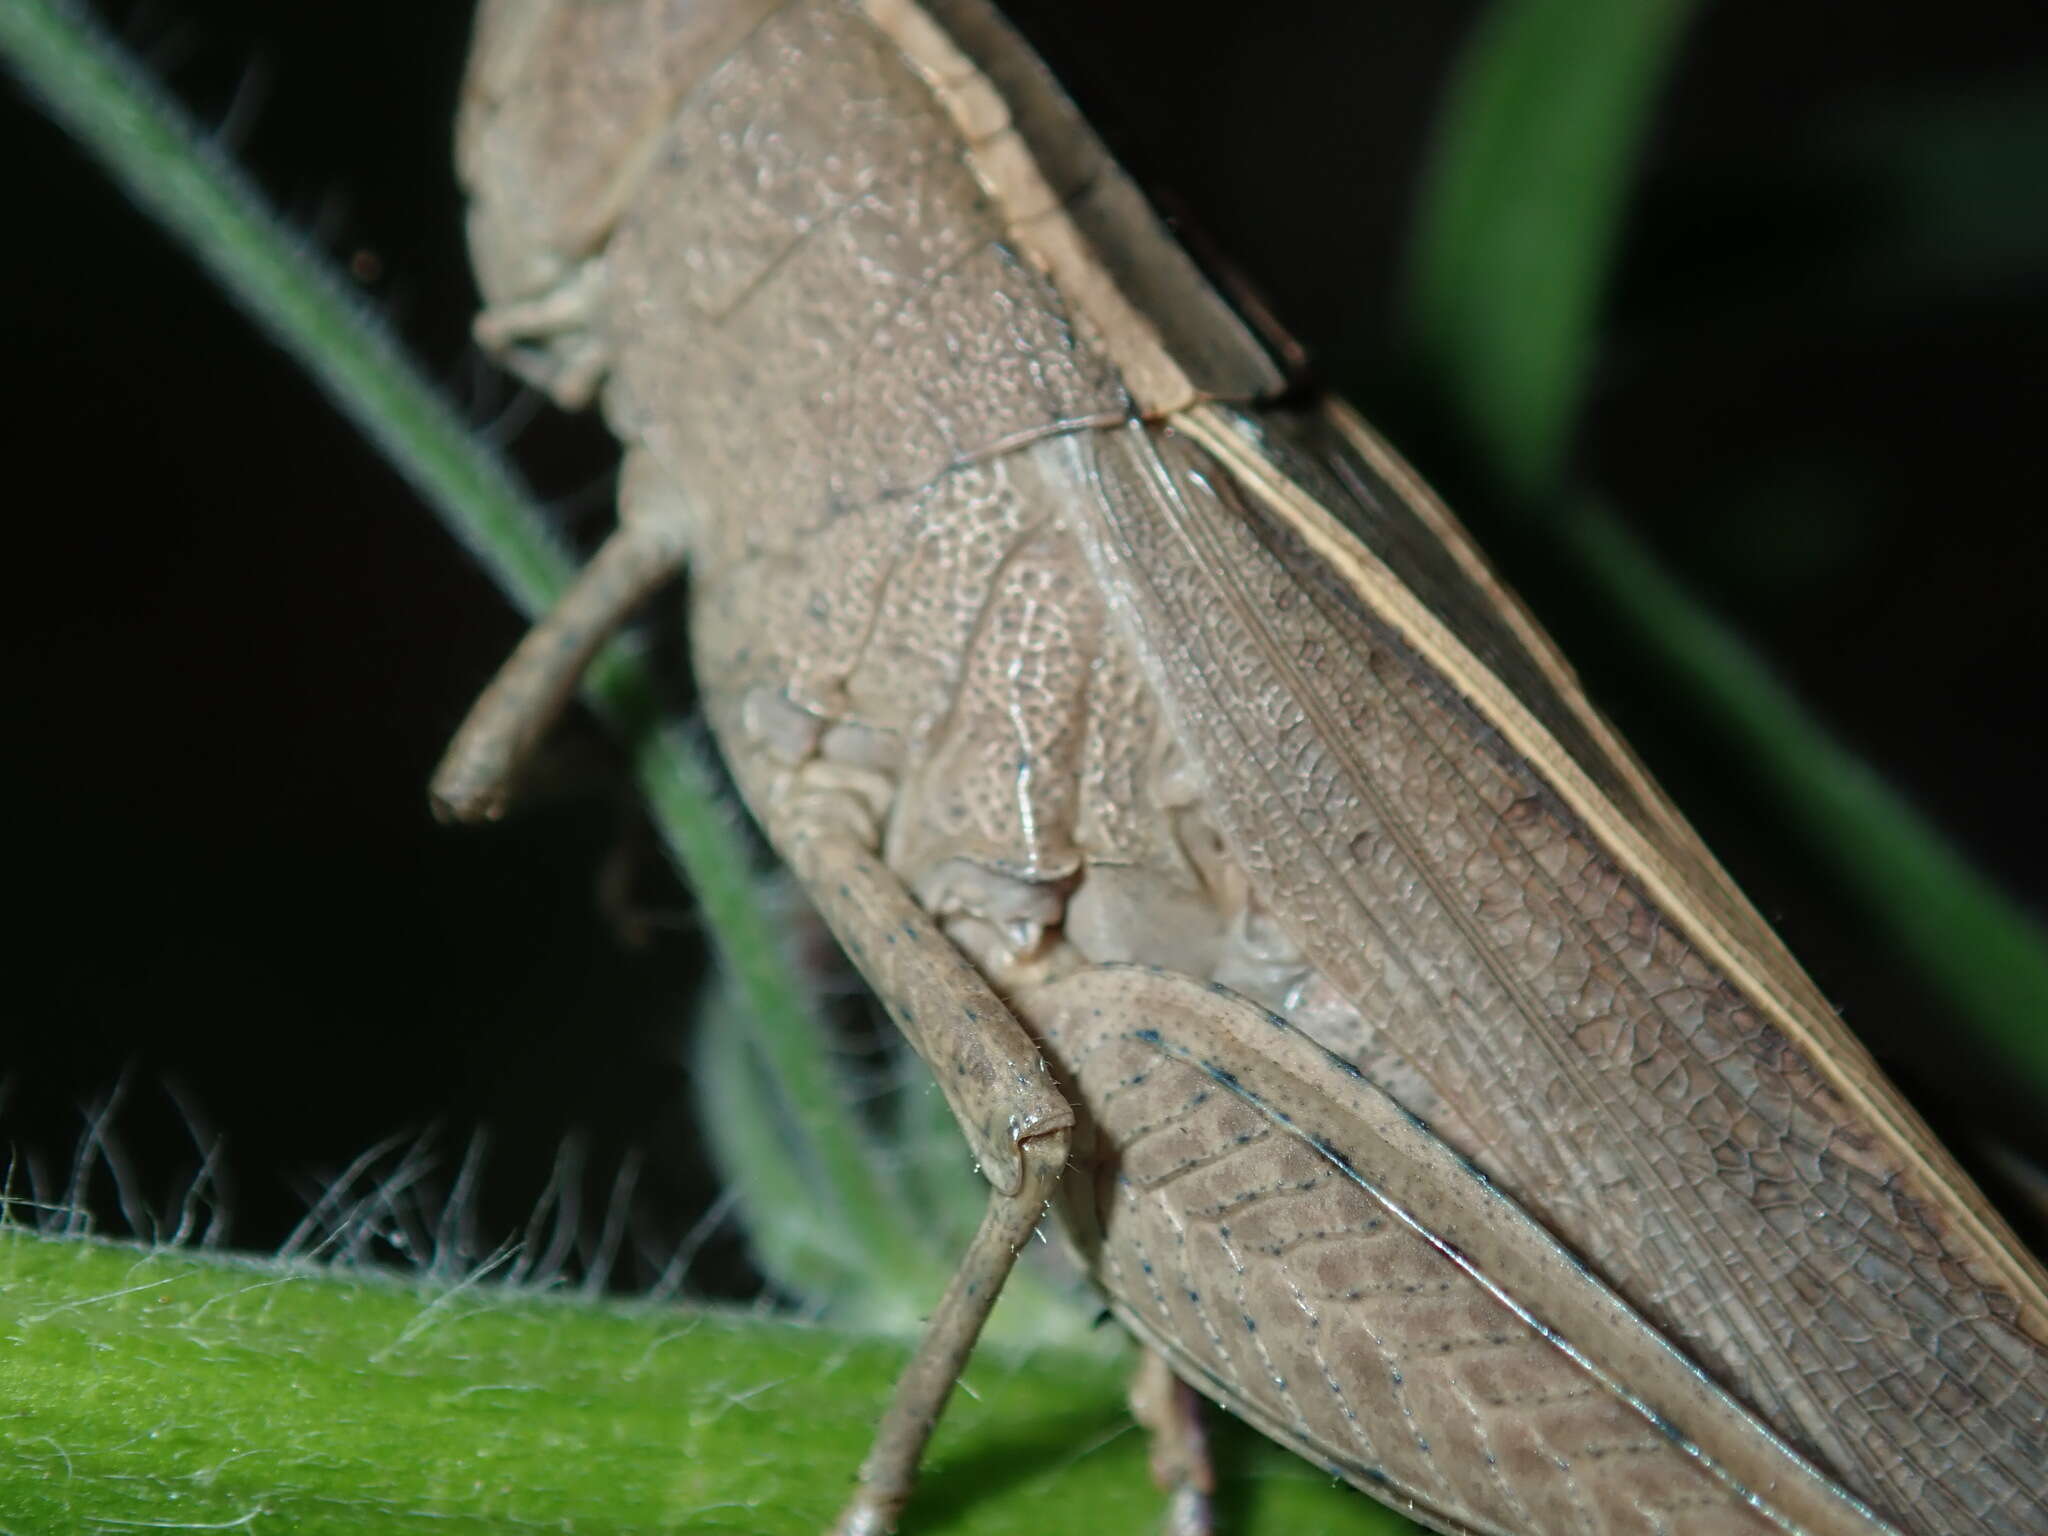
[694,958,941,1320]
[0,1232,1399,1533]
[630,727,927,1267]
[0,0,561,615]
[0,0,918,1254]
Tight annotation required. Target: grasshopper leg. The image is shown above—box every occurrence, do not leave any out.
[769,791,1074,1195]
[1131,1347,1216,1536]
[832,1132,1069,1536]
[473,258,611,408]
[434,452,694,822]
[766,790,1075,1533]
[432,516,687,823]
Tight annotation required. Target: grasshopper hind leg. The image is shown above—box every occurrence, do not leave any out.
[763,787,1077,1534]
[830,1131,1070,1536]
[1131,1347,1217,1536]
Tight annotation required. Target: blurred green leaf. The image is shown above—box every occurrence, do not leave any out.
[1402,0,1698,500]
[1402,0,2048,1088]
[1557,500,2048,1084]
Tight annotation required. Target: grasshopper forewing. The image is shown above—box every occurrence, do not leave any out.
[437,1,2048,1531]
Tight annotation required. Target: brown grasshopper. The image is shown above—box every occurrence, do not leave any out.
[433,2,2048,1532]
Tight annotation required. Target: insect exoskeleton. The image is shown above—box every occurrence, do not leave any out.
[458,0,783,406]
[440,3,2048,1533]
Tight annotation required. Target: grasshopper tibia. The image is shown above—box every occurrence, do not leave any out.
[432,471,689,823]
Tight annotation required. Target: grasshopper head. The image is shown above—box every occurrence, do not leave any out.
[456,0,776,329]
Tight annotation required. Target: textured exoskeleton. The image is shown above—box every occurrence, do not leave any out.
[438,3,2048,1533]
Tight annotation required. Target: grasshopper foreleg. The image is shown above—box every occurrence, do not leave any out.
[471,257,611,408]
[432,452,692,822]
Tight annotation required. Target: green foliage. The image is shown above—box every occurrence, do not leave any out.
[0,1229,1388,1532]
[1402,0,1698,501]
[1399,0,2048,1089]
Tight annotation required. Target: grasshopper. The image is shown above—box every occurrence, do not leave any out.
[434,1,2048,1532]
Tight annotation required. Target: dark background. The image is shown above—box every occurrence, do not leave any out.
[4,1,2045,1292]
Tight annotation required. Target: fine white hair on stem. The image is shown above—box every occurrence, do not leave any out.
[274,1122,714,1298]
[645,1185,738,1306]
[209,46,271,156]
[2,1077,230,1247]
[85,1089,152,1244]
[428,1127,492,1284]
[471,376,549,453]
[163,1074,232,1250]
[9,1075,724,1305]
[513,1132,586,1289]
[278,1128,413,1264]
[63,1075,124,1239]
[579,1147,644,1300]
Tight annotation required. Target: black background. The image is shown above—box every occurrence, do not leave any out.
[4,1,2046,1293]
